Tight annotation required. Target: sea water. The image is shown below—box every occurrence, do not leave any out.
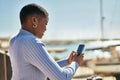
[46,42,96,60]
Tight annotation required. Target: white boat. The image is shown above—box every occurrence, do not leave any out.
[85,40,120,80]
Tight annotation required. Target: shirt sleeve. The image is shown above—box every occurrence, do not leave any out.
[22,38,79,80]
[57,59,68,67]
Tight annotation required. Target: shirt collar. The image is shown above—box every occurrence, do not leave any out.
[19,29,35,37]
[19,29,45,46]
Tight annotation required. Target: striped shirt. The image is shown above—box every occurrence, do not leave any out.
[9,29,79,80]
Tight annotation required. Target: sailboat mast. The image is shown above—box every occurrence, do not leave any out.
[100,0,104,40]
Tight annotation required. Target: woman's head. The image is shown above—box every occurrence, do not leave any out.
[20,3,48,24]
[20,3,49,38]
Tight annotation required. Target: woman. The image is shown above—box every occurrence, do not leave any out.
[9,3,84,80]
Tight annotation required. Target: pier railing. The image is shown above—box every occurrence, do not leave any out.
[0,50,12,80]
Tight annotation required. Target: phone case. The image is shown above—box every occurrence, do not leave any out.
[77,44,85,56]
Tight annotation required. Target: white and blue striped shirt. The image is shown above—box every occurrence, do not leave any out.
[9,29,79,80]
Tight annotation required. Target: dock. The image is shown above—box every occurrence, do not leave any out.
[72,66,116,80]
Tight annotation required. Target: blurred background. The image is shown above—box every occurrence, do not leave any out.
[0,0,120,80]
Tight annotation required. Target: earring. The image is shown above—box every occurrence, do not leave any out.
[33,25,37,28]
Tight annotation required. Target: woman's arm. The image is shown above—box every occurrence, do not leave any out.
[23,38,79,80]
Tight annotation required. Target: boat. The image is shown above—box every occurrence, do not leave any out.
[85,40,120,80]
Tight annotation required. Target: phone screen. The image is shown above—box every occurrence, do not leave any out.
[77,44,85,56]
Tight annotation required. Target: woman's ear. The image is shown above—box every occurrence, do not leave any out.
[32,17,38,27]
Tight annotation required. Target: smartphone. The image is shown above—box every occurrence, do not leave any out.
[77,44,85,56]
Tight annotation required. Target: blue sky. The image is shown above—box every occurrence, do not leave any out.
[0,0,120,40]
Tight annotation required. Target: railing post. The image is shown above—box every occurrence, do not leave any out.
[3,51,7,80]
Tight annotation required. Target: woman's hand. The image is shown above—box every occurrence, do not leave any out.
[67,51,84,66]
[74,54,84,66]
[67,51,77,64]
